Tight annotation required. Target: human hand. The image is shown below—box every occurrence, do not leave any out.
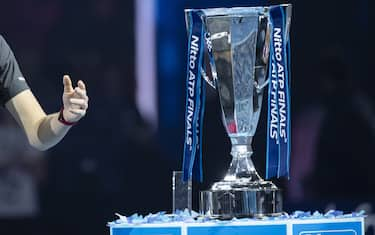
[62,75,89,123]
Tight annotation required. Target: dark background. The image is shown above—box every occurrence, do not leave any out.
[0,0,372,234]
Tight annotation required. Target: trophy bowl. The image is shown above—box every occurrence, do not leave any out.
[185,5,291,219]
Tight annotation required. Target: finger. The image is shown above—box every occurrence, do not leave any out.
[69,98,86,105]
[69,108,86,116]
[69,98,88,109]
[74,87,87,98]
[63,75,74,93]
[77,80,86,90]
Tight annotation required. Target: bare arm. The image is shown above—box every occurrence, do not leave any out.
[5,75,88,151]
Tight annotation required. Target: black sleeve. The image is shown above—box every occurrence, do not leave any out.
[0,35,29,106]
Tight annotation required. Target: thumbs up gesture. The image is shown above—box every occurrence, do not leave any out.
[62,75,89,123]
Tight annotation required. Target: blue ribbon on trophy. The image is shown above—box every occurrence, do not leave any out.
[183,10,205,182]
[266,5,291,179]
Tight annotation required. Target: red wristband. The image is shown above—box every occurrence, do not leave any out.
[58,107,77,126]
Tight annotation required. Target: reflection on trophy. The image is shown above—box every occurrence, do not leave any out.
[184,5,292,219]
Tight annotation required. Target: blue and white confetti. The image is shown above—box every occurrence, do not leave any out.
[108,209,366,226]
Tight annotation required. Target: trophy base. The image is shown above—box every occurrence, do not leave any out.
[199,181,282,219]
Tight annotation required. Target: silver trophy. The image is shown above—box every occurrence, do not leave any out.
[185,5,292,219]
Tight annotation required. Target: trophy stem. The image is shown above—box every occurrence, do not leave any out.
[224,144,263,183]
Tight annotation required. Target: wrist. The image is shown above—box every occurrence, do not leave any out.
[58,107,77,126]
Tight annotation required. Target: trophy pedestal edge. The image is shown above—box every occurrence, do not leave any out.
[199,185,283,219]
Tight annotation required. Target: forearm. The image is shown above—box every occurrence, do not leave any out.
[6,90,72,151]
[36,112,71,151]
[5,77,88,151]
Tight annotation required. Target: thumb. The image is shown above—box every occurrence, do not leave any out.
[63,75,74,93]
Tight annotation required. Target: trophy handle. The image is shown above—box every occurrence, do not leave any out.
[201,65,217,89]
[254,77,269,92]
[200,31,219,89]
